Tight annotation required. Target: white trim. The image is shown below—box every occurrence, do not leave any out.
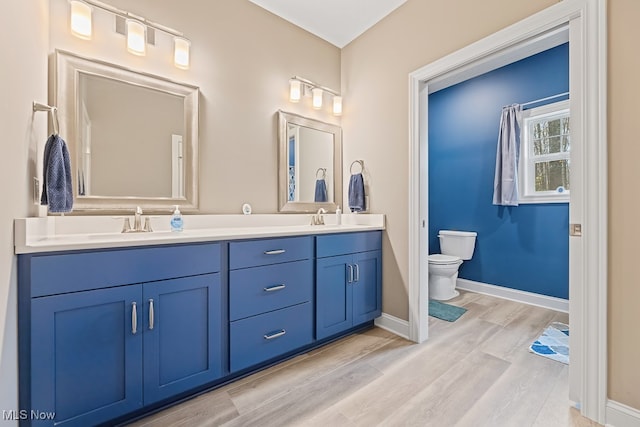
[408,0,607,423]
[456,278,569,313]
[374,313,410,340]
[606,400,640,427]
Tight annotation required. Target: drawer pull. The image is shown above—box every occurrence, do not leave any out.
[264,249,286,255]
[264,284,286,292]
[347,264,354,283]
[264,329,287,340]
[131,302,138,335]
[148,299,155,330]
[354,263,360,282]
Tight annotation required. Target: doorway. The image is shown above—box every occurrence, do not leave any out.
[407,0,606,423]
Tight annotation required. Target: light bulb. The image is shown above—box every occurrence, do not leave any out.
[126,19,146,56]
[289,79,301,102]
[312,88,323,109]
[70,1,92,40]
[333,96,343,116]
[174,37,190,69]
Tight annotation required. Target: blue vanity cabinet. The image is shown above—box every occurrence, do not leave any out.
[316,231,382,340]
[228,236,314,372]
[19,243,224,427]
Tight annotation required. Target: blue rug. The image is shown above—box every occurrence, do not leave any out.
[428,300,467,322]
[529,322,569,364]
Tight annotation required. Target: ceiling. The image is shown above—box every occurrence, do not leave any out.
[248,0,408,48]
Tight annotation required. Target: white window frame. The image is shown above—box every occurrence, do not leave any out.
[518,99,570,204]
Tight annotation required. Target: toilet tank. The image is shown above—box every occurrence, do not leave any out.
[438,230,477,260]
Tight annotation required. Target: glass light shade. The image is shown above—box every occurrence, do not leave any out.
[312,88,323,109]
[174,37,190,69]
[70,1,92,40]
[126,19,146,56]
[333,96,343,116]
[289,79,301,102]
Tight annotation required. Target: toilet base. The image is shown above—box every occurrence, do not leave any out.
[431,288,459,301]
[428,270,460,301]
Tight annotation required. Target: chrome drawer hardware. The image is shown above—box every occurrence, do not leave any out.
[347,264,354,283]
[131,302,138,335]
[354,263,360,282]
[264,284,286,292]
[148,299,154,330]
[264,249,286,255]
[264,329,287,340]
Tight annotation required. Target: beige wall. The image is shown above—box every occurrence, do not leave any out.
[1,1,49,425]
[341,0,640,413]
[608,0,640,410]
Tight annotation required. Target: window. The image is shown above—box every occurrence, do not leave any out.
[518,100,570,203]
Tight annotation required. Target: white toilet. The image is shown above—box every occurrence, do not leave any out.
[428,230,477,301]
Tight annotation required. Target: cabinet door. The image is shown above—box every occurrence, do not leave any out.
[352,250,382,326]
[316,254,352,340]
[143,273,223,404]
[31,286,143,427]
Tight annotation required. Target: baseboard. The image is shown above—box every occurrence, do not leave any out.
[606,400,640,427]
[456,278,569,313]
[374,313,410,340]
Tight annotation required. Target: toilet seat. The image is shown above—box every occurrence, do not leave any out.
[428,254,461,265]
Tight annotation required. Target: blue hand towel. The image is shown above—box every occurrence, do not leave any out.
[41,134,73,213]
[348,173,365,212]
[314,179,328,202]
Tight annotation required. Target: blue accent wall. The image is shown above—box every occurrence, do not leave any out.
[428,43,569,299]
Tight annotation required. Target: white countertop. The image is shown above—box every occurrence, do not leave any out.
[14,214,385,254]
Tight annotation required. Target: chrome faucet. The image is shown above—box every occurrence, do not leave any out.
[311,208,327,225]
[122,206,153,233]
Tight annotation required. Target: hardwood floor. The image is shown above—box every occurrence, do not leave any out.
[127,291,601,427]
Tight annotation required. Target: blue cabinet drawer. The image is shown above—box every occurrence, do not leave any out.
[316,231,382,258]
[230,260,313,321]
[229,236,313,269]
[29,243,222,297]
[230,302,313,372]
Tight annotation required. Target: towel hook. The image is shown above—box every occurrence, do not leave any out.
[316,167,327,179]
[33,102,59,135]
[350,160,364,175]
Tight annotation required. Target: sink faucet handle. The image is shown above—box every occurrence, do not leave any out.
[143,217,153,232]
[121,217,133,233]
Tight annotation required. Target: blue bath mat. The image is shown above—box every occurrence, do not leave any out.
[428,300,467,322]
[529,322,569,364]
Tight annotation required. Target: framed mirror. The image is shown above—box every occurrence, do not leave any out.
[278,111,342,213]
[54,50,199,213]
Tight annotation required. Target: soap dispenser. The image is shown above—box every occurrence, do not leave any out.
[170,205,183,232]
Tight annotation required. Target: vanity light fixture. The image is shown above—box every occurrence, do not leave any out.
[288,76,343,116]
[70,1,92,40]
[68,0,191,69]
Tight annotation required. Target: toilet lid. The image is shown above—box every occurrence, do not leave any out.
[428,254,461,265]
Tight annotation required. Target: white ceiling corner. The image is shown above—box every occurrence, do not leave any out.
[248,0,408,48]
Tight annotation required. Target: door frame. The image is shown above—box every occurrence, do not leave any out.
[407,0,607,423]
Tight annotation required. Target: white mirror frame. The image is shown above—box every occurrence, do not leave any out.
[54,50,199,213]
[278,110,342,213]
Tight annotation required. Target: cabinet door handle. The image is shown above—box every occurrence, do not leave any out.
[148,299,155,330]
[264,249,286,255]
[347,264,354,283]
[131,302,138,335]
[264,284,286,292]
[354,263,360,282]
[264,329,286,340]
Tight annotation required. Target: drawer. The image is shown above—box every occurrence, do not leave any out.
[230,260,313,321]
[230,302,313,372]
[316,231,382,258]
[229,236,313,269]
[29,243,221,297]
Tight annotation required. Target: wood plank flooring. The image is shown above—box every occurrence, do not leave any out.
[127,291,601,427]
